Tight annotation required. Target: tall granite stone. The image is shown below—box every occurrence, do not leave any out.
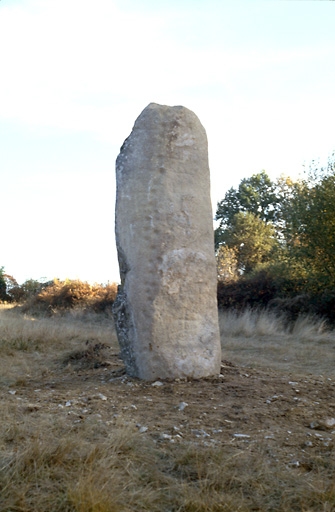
[113,103,221,380]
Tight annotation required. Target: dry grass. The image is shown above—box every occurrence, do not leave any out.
[219,308,335,376]
[0,304,118,387]
[1,415,334,511]
[0,305,335,511]
[0,412,170,512]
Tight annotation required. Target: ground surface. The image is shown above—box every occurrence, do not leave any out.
[6,347,334,470]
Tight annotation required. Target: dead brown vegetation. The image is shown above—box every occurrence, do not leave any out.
[0,305,334,511]
[17,279,118,316]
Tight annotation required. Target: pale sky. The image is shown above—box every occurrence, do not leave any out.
[1,0,335,285]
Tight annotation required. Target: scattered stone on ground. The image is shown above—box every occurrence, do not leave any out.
[4,353,334,468]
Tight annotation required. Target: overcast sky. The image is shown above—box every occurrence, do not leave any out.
[1,0,335,284]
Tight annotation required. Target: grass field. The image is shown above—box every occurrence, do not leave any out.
[0,304,334,511]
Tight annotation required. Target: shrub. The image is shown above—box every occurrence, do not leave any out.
[217,270,277,310]
[268,294,316,323]
[19,279,118,316]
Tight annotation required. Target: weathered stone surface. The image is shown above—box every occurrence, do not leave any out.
[113,103,221,380]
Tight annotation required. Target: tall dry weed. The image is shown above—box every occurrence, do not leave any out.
[219,308,335,375]
[0,306,117,353]
[219,307,330,340]
[219,308,286,338]
[0,306,118,387]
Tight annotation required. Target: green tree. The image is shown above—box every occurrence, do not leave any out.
[287,157,335,287]
[0,266,7,301]
[215,171,291,274]
[216,171,278,230]
[220,211,279,274]
[215,171,297,248]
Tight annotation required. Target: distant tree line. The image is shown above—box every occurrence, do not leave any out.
[215,154,335,323]
[0,273,118,316]
[0,270,53,303]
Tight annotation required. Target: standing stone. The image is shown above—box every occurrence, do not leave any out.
[113,103,221,380]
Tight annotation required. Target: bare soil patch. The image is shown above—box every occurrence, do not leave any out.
[6,350,334,464]
[1,308,335,511]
